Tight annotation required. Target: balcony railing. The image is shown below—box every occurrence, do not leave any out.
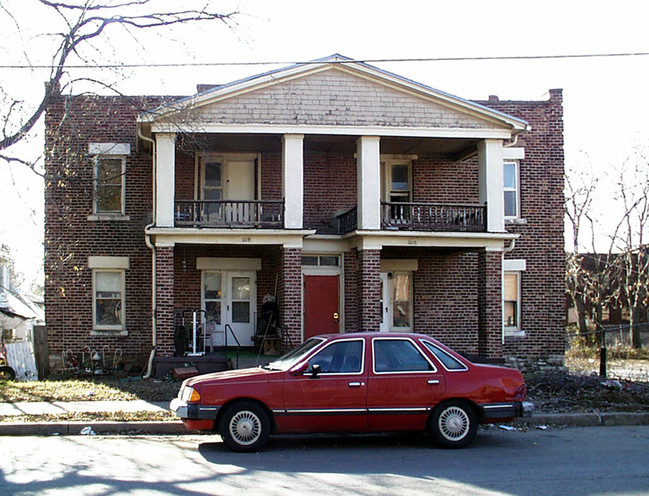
[335,206,358,234]
[175,200,284,228]
[381,202,486,232]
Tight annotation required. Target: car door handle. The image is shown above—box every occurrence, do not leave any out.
[428,379,440,385]
[348,382,365,387]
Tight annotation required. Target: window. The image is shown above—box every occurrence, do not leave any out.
[308,339,363,374]
[301,255,339,267]
[373,339,435,373]
[94,156,125,214]
[504,272,521,334]
[422,341,468,371]
[93,270,124,331]
[504,161,519,218]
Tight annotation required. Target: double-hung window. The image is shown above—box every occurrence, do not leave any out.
[94,156,125,214]
[93,270,125,331]
[503,259,525,337]
[503,161,519,218]
[89,256,128,334]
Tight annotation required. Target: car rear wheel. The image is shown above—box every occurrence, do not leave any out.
[218,401,271,452]
[428,400,478,449]
[0,366,16,381]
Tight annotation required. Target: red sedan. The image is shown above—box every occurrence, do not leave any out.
[170,333,532,451]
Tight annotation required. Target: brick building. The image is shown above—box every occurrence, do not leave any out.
[44,55,565,372]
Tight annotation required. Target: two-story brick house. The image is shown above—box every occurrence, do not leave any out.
[45,55,565,372]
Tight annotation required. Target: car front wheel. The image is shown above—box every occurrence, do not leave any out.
[218,401,271,452]
[428,400,478,449]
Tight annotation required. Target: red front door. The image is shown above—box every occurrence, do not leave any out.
[304,275,340,339]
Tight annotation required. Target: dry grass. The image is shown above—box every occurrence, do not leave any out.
[0,377,181,403]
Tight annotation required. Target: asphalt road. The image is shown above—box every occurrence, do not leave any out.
[1,426,648,495]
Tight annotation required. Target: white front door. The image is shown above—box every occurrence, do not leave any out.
[202,270,256,347]
[380,271,413,332]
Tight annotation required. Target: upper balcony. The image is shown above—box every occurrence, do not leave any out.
[336,202,486,235]
[175,199,284,229]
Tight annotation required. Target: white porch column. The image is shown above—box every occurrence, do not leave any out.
[155,133,177,227]
[357,136,381,230]
[478,139,505,232]
[282,134,304,229]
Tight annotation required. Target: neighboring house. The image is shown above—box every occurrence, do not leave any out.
[44,55,565,371]
[0,246,43,341]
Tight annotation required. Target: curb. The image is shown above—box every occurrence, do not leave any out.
[516,412,649,427]
[1,412,648,436]
[0,420,192,436]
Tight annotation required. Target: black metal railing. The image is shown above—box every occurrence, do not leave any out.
[335,206,357,234]
[381,202,486,232]
[175,200,284,228]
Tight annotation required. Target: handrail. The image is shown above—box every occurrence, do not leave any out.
[175,199,284,228]
[380,201,486,232]
[224,324,241,369]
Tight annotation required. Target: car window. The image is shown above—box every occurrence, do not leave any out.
[309,340,363,374]
[422,341,468,371]
[373,339,434,373]
[265,337,325,371]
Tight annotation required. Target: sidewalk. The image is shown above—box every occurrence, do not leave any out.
[0,400,648,436]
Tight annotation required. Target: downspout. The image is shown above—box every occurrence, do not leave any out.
[138,125,158,379]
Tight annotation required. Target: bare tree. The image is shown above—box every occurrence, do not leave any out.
[0,0,238,170]
[565,160,600,337]
[608,150,649,348]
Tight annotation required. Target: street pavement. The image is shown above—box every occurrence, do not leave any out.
[1,426,649,495]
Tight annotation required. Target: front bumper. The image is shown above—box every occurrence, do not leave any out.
[480,401,534,420]
[170,398,221,420]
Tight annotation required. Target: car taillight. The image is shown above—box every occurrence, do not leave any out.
[181,386,201,403]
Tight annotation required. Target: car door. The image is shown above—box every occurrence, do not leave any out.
[280,338,368,433]
[367,337,446,431]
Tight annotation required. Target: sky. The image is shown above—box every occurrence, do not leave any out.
[1,0,648,289]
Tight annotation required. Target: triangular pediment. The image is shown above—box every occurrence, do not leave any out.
[142,56,527,135]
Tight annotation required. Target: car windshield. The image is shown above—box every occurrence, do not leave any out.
[264,337,326,371]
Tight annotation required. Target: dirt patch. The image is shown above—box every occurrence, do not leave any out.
[526,370,649,413]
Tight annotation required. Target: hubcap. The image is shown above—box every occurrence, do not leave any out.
[438,406,470,441]
[229,410,261,446]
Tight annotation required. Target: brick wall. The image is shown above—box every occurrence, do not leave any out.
[479,91,566,361]
[357,250,381,332]
[303,151,357,233]
[45,95,167,366]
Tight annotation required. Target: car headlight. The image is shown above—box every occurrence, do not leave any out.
[180,386,201,403]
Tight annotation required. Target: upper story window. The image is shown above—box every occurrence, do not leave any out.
[381,159,412,203]
[503,161,519,218]
[94,156,125,214]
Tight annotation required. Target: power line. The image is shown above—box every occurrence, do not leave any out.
[1,52,649,70]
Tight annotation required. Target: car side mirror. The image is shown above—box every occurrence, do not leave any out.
[310,363,321,378]
[290,361,309,376]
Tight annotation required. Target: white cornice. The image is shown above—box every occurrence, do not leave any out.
[149,122,513,140]
[146,228,316,248]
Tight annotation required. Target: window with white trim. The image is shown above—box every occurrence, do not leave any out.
[503,161,519,218]
[94,156,125,214]
[93,269,125,331]
[504,271,521,335]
